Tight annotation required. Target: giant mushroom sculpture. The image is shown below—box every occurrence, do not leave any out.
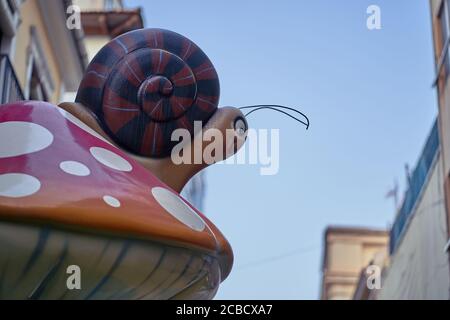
[0,101,238,299]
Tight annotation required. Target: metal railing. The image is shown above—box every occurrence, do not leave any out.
[389,120,440,253]
[0,54,24,104]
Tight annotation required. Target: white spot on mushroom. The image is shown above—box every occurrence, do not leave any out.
[90,147,132,172]
[103,195,121,208]
[57,107,113,145]
[59,161,90,177]
[151,187,205,232]
[0,121,53,158]
[0,173,41,198]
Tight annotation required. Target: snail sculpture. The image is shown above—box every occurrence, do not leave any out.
[77,28,221,158]
[0,29,248,299]
[62,28,248,192]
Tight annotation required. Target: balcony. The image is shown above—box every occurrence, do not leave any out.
[0,54,24,104]
[389,120,440,253]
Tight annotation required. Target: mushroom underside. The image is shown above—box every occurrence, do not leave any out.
[0,220,221,300]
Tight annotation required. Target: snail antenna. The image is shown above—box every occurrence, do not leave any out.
[238,105,310,130]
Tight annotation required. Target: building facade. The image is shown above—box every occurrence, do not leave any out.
[430,0,450,273]
[320,227,389,300]
[0,0,87,105]
[377,120,450,299]
[342,120,450,300]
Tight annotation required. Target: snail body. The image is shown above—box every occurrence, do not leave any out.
[76,28,220,158]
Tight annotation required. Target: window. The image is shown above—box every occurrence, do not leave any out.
[0,0,22,56]
[438,0,450,79]
[104,0,122,10]
[28,63,47,101]
[0,0,22,35]
[0,0,24,104]
[24,27,54,101]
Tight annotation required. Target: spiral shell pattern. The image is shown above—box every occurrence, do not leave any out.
[76,28,220,158]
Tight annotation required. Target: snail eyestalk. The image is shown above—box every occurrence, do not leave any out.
[238,105,310,130]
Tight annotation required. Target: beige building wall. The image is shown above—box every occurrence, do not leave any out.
[12,0,63,104]
[321,228,389,300]
[378,153,450,299]
[84,35,110,61]
[60,35,110,103]
[1,0,87,105]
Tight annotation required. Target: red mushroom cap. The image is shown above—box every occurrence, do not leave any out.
[0,101,232,280]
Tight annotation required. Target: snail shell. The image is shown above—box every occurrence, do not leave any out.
[76,28,220,158]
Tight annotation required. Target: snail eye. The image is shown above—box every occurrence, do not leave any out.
[234,117,248,138]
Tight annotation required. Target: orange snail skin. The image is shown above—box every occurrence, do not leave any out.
[0,29,246,300]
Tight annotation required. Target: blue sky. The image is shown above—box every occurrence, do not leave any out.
[126,0,438,299]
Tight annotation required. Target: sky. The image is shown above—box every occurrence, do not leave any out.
[126,0,438,299]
